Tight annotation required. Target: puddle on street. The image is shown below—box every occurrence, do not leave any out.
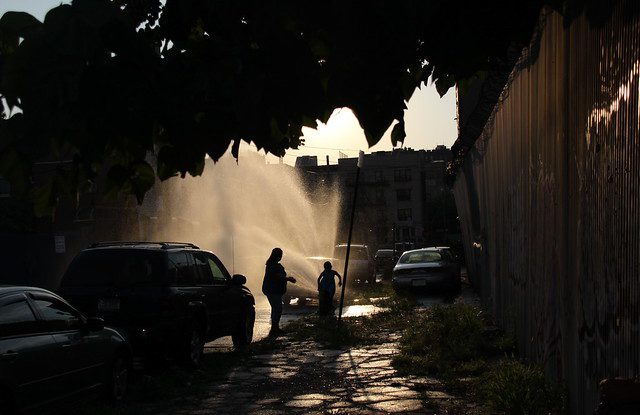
[341,304,386,317]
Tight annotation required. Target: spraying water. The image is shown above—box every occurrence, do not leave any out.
[143,151,342,296]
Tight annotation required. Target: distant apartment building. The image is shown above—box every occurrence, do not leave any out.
[297,146,455,251]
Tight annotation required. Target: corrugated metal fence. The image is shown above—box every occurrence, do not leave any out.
[453,5,639,413]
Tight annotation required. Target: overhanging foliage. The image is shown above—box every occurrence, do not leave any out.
[0,0,614,214]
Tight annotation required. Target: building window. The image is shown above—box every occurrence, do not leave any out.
[394,168,411,182]
[374,188,385,203]
[373,170,384,183]
[397,208,412,221]
[395,226,415,241]
[425,178,439,188]
[396,189,411,202]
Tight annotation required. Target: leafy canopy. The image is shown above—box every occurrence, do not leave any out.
[0,0,558,213]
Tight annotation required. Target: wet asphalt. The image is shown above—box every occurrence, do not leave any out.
[205,290,460,352]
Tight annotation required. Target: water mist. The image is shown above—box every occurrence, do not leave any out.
[142,152,342,298]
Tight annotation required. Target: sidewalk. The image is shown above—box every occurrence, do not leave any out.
[166,333,476,415]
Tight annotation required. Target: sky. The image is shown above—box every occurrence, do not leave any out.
[288,85,457,165]
[1,1,458,165]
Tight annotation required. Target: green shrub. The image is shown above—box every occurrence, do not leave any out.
[393,303,517,381]
[479,360,565,415]
[400,304,485,362]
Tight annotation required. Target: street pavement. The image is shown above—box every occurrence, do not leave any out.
[206,299,389,351]
[171,337,475,415]
[180,290,477,414]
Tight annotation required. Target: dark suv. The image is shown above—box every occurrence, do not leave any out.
[58,242,255,367]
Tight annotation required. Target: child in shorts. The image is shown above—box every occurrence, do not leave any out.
[317,261,342,317]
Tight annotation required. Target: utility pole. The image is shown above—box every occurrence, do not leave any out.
[338,151,364,322]
[441,187,447,234]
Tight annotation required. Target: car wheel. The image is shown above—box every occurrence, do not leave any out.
[184,322,205,368]
[451,278,462,296]
[0,389,14,415]
[232,306,255,351]
[109,355,129,403]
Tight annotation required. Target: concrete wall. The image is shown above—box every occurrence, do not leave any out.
[453,6,640,413]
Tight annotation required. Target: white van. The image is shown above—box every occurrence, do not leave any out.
[333,244,375,283]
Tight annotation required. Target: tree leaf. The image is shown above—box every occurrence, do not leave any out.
[130,161,155,203]
[231,138,240,159]
[391,119,406,147]
[0,11,42,37]
[435,74,455,97]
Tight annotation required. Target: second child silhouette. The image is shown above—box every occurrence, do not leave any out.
[317,261,342,317]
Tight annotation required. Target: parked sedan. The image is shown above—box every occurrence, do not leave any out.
[0,286,131,414]
[392,248,461,294]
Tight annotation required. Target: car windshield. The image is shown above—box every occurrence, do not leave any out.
[61,250,166,287]
[334,246,368,260]
[398,251,442,264]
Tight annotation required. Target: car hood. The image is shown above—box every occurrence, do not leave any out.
[393,262,445,271]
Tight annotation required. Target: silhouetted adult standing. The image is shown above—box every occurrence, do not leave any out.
[262,248,296,336]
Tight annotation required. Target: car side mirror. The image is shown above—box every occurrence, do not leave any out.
[231,274,247,286]
[85,317,104,332]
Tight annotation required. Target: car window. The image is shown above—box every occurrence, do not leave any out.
[205,254,229,284]
[192,252,214,285]
[0,296,39,337]
[168,251,197,285]
[61,249,166,287]
[398,251,442,264]
[31,294,82,332]
[334,246,369,261]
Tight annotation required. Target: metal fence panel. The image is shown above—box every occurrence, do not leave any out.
[453,6,640,413]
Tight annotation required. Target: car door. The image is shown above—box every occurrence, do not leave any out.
[29,292,107,398]
[192,251,233,336]
[168,250,203,327]
[0,294,58,411]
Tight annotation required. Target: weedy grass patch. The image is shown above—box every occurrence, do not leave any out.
[392,303,513,378]
[391,301,526,401]
[478,360,565,415]
[391,302,565,413]
[285,284,416,348]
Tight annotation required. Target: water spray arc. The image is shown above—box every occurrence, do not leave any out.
[143,152,342,297]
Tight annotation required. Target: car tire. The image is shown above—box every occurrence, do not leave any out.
[451,278,462,296]
[183,321,205,368]
[108,355,129,403]
[0,389,14,415]
[232,306,255,351]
